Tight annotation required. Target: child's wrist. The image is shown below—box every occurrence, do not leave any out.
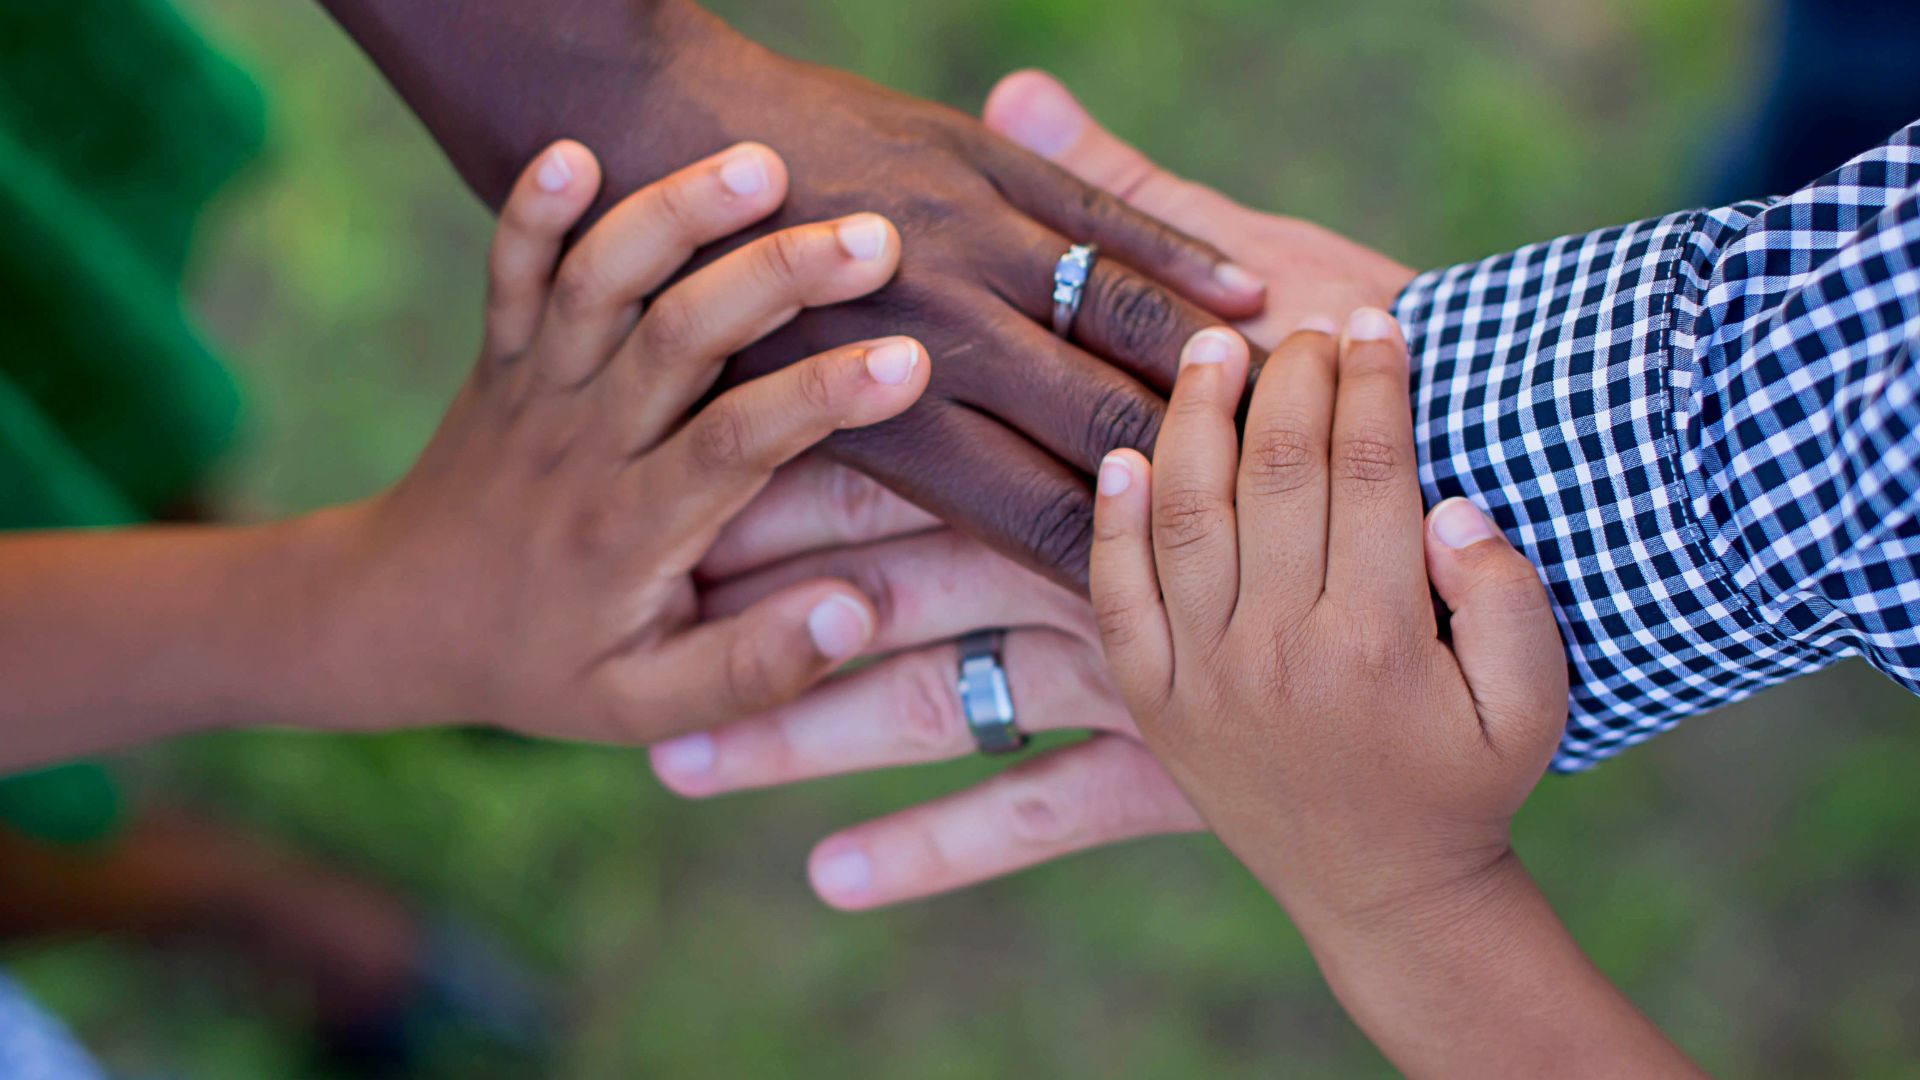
[1269,833,1526,955]
[265,503,468,734]
[1296,845,1534,986]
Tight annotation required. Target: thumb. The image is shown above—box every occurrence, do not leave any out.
[1424,498,1569,760]
[640,581,875,740]
[983,69,1201,223]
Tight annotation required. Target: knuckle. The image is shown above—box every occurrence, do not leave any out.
[1335,427,1403,489]
[1092,592,1145,653]
[1078,186,1179,266]
[791,355,841,416]
[1153,488,1227,553]
[650,173,702,233]
[723,632,783,712]
[1474,559,1551,617]
[548,258,605,321]
[1001,776,1082,847]
[688,401,754,473]
[521,420,581,479]
[1084,386,1162,461]
[825,465,895,541]
[1089,272,1180,356]
[840,559,903,637]
[755,227,812,289]
[636,294,704,359]
[897,658,967,756]
[484,263,525,314]
[1016,485,1096,581]
[1242,424,1322,498]
[560,502,616,563]
[1338,618,1419,676]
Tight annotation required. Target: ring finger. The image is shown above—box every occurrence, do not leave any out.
[606,213,903,453]
[649,627,1127,797]
[991,222,1262,394]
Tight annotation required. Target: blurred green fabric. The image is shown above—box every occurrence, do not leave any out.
[0,0,263,845]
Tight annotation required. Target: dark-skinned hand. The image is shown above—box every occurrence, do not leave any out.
[321,0,1269,588]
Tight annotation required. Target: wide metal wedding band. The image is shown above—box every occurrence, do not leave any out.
[1051,243,1098,338]
[956,631,1026,755]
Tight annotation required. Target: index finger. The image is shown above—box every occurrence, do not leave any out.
[805,736,1203,911]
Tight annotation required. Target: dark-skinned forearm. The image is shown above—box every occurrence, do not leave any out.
[312,0,726,206]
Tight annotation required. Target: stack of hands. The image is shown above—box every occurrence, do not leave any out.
[346,90,1690,1075]
[1,0,1720,1068]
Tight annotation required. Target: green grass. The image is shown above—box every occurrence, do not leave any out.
[15,0,1920,1076]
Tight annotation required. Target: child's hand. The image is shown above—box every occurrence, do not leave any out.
[315,140,929,744]
[1089,311,1568,927]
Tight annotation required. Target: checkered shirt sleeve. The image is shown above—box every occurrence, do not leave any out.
[1393,120,1920,772]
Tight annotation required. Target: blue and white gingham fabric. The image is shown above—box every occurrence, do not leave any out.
[1395,120,1920,771]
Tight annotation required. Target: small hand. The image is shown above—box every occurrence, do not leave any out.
[527,10,1275,588]
[1089,311,1566,925]
[1088,315,1696,1079]
[649,68,1426,908]
[315,140,930,743]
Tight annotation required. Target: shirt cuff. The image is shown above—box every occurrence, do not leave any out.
[1393,210,1820,772]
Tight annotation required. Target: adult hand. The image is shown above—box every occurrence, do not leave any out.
[323,0,1269,589]
[650,70,1425,908]
[982,69,1416,348]
[681,22,1279,589]
[658,452,1201,911]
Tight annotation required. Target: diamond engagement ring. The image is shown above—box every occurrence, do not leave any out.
[1051,243,1097,338]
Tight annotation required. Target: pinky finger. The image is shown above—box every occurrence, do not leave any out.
[807,736,1203,910]
[483,140,603,364]
[1090,450,1171,705]
[628,579,877,739]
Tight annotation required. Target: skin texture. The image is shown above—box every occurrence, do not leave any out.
[0,141,930,767]
[652,71,1421,907]
[1087,315,1700,1078]
[315,0,1273,589]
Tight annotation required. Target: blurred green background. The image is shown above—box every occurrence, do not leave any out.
[13,0,1920,1076]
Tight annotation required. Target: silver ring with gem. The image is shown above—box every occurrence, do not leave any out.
[956,631,1026,755]
[1051,243,1098,338]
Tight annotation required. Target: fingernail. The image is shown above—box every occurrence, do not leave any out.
[1183,327,1238,367]
[1346,307,1398,342]
[535,147,574,193]
[1296,315,1339,336]
[1430,498,1497,550]
[1098,454,1133,496]
[1213,262,1265,297]
[814,846,874,899]
[864,339,919,386]
[654,732,715,776]
[836,214,889,261]
[1001,80,1084,158]
[719,148,770,198]
[807,594,872,661]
